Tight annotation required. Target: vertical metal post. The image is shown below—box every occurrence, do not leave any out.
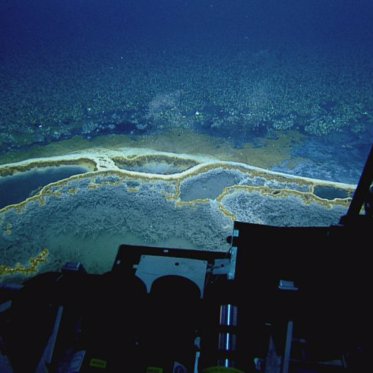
[345,144,373,218]
[281,320,293,373]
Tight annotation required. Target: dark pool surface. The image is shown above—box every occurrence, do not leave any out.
[0,166,88,209]
[313,185,350,200]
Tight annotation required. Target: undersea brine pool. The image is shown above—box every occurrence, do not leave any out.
[1,0,372,283]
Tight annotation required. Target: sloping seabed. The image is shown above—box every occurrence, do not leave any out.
[0,147,353,284]
[1,45,372,185]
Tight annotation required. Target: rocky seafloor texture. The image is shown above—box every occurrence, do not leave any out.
[0,148,353,284]
[1,43,372,184]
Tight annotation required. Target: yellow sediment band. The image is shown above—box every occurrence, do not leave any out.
[0,248,49,276]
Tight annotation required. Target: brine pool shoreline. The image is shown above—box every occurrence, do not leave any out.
[0,141,355,284]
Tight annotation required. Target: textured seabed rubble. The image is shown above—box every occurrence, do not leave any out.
[1,47,372,154]
[0,149,354,283]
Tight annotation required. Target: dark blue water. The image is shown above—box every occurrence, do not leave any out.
[2,1,372,53]
[1,0,372,183]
